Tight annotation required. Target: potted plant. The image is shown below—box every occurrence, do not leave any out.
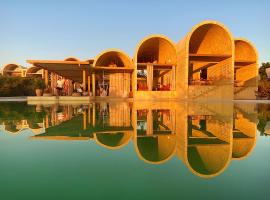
[34,78,45,96]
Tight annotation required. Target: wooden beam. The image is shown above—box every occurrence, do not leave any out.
[27,60,89,65]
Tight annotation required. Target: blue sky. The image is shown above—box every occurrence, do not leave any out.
[0,0,269,67]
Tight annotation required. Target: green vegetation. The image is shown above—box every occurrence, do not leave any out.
[257,104,270,136]
[0,75,45,97]
[0,102,46,130]
[259,62,270,80]
[33,77,46,90]
[258,62,270,98]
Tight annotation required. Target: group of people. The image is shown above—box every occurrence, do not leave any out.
[56,77,109,97]
[56,76,92,96]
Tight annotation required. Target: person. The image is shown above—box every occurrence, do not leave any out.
[56,77,64,96]
[100,86,107,97]
[75,82,83,95]
[63,78,69,96]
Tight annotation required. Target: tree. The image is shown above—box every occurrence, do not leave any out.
[259,62,270,80]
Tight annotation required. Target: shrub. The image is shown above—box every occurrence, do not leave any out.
[0,76,43,97]
[257,80,270,98]
[33,78,45,90]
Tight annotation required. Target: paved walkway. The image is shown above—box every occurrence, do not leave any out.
[0,97,27,102]
[0,96,269,103]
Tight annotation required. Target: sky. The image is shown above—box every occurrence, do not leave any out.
[0,0,269,67]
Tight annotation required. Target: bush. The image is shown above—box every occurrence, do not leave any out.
[33,78,45,90]
[0,76,43,97]
[257,80,270,98]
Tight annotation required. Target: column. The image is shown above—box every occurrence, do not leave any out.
[83,70,86,91]
[83,110,87,130]
[88,75,91,95]
[146,110,153,135]
[92,73,95,97]
[147,64,153,91]
[44,70,49,88]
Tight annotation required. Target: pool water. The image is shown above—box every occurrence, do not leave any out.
[0,102,270,200]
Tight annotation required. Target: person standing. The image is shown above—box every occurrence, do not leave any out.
[56,77,64,96]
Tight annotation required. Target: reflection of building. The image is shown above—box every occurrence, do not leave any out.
[233,104,257,159]
[264,122,270,136]
[1,102,258,179]
[135,109,176,164]
[184,115,232,178]
[0,119,44,135]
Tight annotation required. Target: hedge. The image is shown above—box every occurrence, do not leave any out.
[0,76,42,97]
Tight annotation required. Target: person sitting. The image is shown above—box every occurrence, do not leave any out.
[74,82,83,95]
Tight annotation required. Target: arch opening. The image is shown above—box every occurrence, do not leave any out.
[26,66,43,77]
[188,23,233,86]
[94,51,132,68]
[234,40,258,99]
[135,36,177,91]
[93,50,133,97]
[2,64,24,77]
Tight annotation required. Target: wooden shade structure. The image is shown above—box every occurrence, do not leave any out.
[27,59,91,82]
[2,63,25,77]
[234,39,258,99]
[27,57,93,92]
[177,21,234,100]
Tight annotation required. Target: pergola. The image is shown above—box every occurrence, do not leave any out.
[27,58,94,93]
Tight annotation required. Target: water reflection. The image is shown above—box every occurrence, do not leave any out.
[0,101,264,178]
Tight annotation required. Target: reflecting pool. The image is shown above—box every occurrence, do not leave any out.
[0,101,270,199]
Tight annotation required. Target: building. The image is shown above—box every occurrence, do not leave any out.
[0,20,259,101]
